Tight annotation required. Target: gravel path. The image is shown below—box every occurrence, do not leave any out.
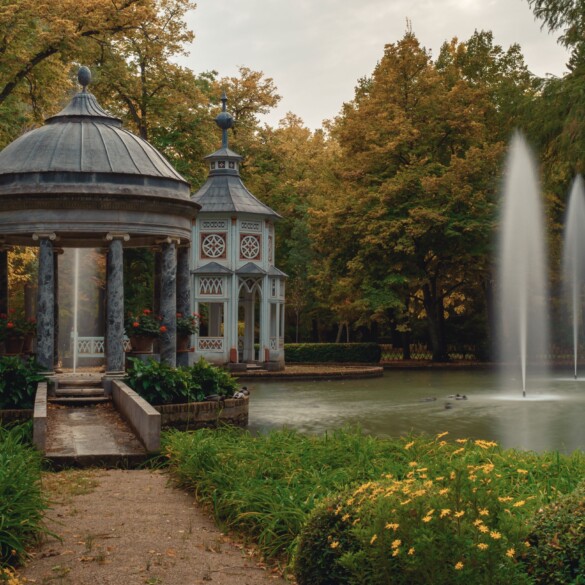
[21,469,289,585]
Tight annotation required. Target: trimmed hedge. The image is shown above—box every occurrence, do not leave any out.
[285,343,381,363]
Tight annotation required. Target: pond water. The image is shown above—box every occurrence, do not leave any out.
[247,370,585,453]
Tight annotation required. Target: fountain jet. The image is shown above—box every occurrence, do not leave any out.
[562,176,585,380]
[498,132,550,396]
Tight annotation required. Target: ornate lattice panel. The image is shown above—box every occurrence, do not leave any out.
[240,220,261,232]
[271,278,277,297]
[199,277,223,295]
[240,234,261,260]
[201,220,227,231]
[201,233,226,259]
[270,337,278,350]
[198,338,224,352]
[268,235,273,262]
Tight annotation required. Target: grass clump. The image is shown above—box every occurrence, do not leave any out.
[164,427,585,580]
[0,424,47,567]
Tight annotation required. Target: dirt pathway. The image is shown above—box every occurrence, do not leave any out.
[21,469,290,585]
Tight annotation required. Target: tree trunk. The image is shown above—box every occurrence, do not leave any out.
[423,281,449,362]
[335,322,343,343]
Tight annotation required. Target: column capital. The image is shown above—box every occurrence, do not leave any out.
[105,232,130,242]
[155,237,180,246]
[53,247,65,255]
[32,232,57,241]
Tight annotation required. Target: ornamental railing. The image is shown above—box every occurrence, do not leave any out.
[70,335,132,359]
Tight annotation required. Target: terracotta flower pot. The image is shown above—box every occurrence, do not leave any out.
[177,335,190,352]
[129,335,155,353]
[4,336,25,355]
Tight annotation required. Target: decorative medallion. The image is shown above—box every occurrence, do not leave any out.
[240,234,260,259]
[229,161,235,169]
[201,233,226,258]
[218,161,226,168]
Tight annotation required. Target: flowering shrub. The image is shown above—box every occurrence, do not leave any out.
[294,434,559,585]
[0,566,25,585]
[124,309,163,338]
[522,480,585,584]
[176,312,199,335]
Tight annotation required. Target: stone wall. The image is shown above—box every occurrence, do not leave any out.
[154,396,248,430]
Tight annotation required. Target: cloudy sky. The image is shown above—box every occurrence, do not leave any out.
[179,0,569,130]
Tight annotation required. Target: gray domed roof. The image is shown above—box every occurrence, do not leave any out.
[0,90,187,186]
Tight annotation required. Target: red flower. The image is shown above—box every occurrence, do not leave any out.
[159,325,167,333]
[176,312,183,318]
[133,322,140,328]
[0,313,5,319]
[8,308,15,314]
[6,322,14,329]
[142,309,151,315]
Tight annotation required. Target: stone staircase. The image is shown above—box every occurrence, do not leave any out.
[44,375,149,468]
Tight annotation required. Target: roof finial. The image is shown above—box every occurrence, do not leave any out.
[215,91,234,149]
[78,66,92,92]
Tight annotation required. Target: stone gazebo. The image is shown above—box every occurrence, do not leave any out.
[0,68,198,377]
[191,94,286,370]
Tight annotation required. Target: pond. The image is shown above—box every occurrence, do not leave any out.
[247,370,585,453]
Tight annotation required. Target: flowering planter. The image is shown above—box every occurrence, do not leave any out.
[4,337,25,355]
[129,336,155,353]
[154,396,249,430]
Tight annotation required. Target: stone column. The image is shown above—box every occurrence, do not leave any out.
[105,234,129,375]
[0,246,8,315]
[53,248,63,370]
[159,238,178,366]
[243,293,255,362]
[33,233,56,374]
[176,244,191,367]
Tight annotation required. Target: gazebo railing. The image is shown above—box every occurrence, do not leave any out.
[70,334,132,359]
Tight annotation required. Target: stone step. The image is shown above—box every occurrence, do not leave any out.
[246,364,262,370]
[57,378,103,389]
[48,396,111,406]
[55,387,105,397]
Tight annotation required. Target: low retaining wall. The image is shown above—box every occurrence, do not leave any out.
[33,382,47,451]
[112,381,161,452]
[154,396,249,430]
[0,408,33,425]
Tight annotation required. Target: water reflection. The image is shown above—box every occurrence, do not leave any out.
[247,371,585,453]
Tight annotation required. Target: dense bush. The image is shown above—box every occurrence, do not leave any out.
[125,357,238,405]
[163,427,585,574]
[285,343,381,363]
[522,481,585,584]
[0,424,47,566]
[0,357,45,410]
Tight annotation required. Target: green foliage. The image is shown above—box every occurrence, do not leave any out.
[125,358,197,404]
[0,358,44,410]
[188,358,238,396]
[284,343,381,363]
[163,428,585,576]
[523,481,585,584]
[0,424,47,566]
[124,358,238,405]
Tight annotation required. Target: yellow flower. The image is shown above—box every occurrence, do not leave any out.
[405,441,415,450]
[392,548,400,557]
[455,438,467,444]
[506,547,516,558]
[498,496,513,503]
[454,561,464,570]
[391,539,402,549]
[408,461,418,467]
[513,500,526,507]
[479,508,489,516]
[450,471,456,480]
[479,525,489,533]
[473,519,484,526]
[422,515,433,523]
[490,531,502,540]
[477,543,489,550]
[517,469,529,474]
[455,510,465,518]
[439,488,450,495]
[436,431,449,439]
[524,541,531,548]
[342,514,350,521]
[370,534,378,545]
[452,448,465,456]
[400,499,412,506]
[330,541,340,549]
[385,522,400,531]
[436,476,445,481]
[440,509,451,518]
[408,547,415,555]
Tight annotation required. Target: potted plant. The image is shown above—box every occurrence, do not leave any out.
[0,310,26,355]
[125,309,163,353]
[176,312,200,351]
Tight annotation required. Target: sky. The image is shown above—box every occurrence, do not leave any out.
[178,0,570,130]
